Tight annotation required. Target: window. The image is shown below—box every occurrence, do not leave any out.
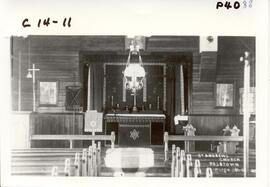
[39,81,58,105]
[215,83,234,107]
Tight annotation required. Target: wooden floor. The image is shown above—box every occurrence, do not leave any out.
[11,147,256,177]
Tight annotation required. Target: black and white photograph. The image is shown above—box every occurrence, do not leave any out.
[8,35,256,178]
[0,1,269,187]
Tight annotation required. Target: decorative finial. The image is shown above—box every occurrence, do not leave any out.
[230,125,240,136]
[240,51,250,65]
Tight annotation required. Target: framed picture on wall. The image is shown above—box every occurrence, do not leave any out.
[215,82,234,107]
[39,81,58,105]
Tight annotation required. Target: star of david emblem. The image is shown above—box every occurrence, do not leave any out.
[130,129,139,141]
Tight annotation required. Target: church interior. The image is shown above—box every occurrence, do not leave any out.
[10,35,256,177]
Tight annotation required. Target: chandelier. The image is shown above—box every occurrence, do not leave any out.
[123,40,145,93]
[123,39,146,111]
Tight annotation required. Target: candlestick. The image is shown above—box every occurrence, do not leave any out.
[111,96,114,108]
[157,96,160,110]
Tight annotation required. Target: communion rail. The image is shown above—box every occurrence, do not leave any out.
[30,132,115,149]
[164,132,244,159]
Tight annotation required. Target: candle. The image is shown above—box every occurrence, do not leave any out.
[111,96,114,108]
[157,96,160,110]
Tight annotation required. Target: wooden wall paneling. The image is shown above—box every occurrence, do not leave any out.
[174,65,181,115]
[190,37,256,115]
[30,36,82,53]
[51,116,55,147]
[30,113,84,148]
[61,115,66,147]
[11,37,29,110]
[11,36,81,111]
[200,52,217,82]
[80,36,126,51]
[218,37,255,57]
[79,114,84,147]
[64,115,69,147]
[73,114,77,146]
[80,115,84,147]
[188,115,243,150]
[192,115,243,134]
[48,115,55,147]
[71,114,75,133]
[12,36,255,141]
[30,53,79,112]
[146,36,199,52]
[42,115,48,147]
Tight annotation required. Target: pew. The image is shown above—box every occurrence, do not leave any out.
[53,142,104,177]
[11,145,255,177]
[167,143,256,177]
[11,135,116,177]
[163,132,248,177]
[30,131,115,149]
[170,145,215,177]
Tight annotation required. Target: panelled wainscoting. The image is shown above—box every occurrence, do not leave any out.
[30,112,84,148]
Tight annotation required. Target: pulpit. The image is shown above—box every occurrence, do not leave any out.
[105,113,166,147]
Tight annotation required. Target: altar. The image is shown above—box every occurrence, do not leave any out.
[105,113,166,147]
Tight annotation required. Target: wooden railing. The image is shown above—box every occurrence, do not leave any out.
[30,132,116,149]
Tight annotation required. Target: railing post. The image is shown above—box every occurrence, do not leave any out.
[171,144,176,177]
[194,159,201,178]
[82,149,88,176]
[164,132,169,161]
[179,150,185,177]
[223,142,227,154]
[206,167,213,178]
[64,158,71,176]
[88,146,93,176]
[175,147,180,177]
[111,131,115,149]
[186,154,192,177]
[69,140,73,149]
[92,143,97,176]
[97,141,101,176]
[51,166,58,176]
[74,152,81,176]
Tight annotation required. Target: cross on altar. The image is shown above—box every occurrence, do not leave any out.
[240,51,251,177]
[27,63,40,112]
